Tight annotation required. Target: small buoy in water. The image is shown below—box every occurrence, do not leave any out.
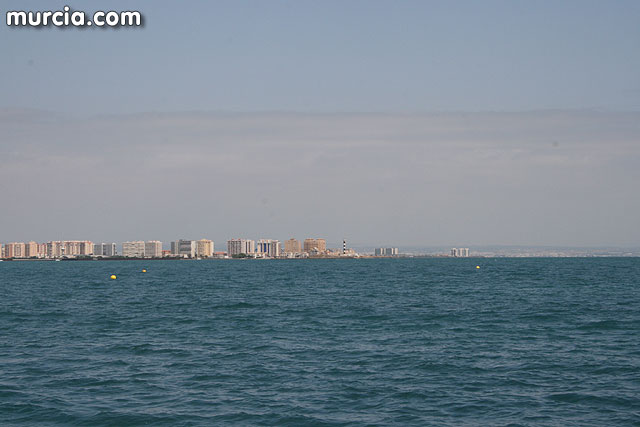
[476,266,480,269]
[142,269,147,273]
[110,275,117,280]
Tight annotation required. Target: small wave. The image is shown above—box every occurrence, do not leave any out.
[577,320,620,331]
[212,302,260,310]
[547,392,635,408]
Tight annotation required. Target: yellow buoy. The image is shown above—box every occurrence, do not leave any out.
[476,266,480,269]
[110,275,117,280]
[142,269,147,273]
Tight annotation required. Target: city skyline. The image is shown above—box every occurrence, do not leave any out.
[3,235,639,259]
[0,237,368,259]
[1,2,639,248]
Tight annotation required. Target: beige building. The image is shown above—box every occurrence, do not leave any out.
[2,241,92,258]
[284,238,301,254]
[47,241,63,258]
[25,241,41,258]
[51,241,94,257]
[196,239,214,258]
[303,238,327,254]
[65,241,83,256]
[122,241,145,257]
[79,241,93,256]
[4,242,26,258]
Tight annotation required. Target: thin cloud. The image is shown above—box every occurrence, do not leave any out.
[0,109,638,247]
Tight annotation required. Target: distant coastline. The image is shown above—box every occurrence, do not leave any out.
[1,254,638,262]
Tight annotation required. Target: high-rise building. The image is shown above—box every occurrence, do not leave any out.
[95,243,117,257]
[227,239,255,256]
[62,241,79,256]
[196,239,214,258]
[451,248,469,257]
[303,238,326,254]
[62,241,77,256]
[16,242,26,258]
[65,241,92,256]
[256,239,281,258]
[171,240,196,258]
[4,242,26,258]
[122,241,145,257]
[37,243,47,257]
[47,241,95,257]
[47,241,63,258]
[144,241,163,258]
[81,241,93,256]
[40,241,93,258]
[284,238,301,254]
[25,242,40,258]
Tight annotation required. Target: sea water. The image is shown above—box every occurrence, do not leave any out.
[1,258,639,425]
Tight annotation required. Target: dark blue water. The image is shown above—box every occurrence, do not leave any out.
[1,258,639,426]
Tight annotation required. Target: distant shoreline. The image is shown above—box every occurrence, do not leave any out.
[1,255,638,262]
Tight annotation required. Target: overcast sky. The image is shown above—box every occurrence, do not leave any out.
[1,1,639,247]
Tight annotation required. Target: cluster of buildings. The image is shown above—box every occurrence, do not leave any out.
[98,239,216,259]
[227,237,355,258]
[1,241,95,259]
[169,239,215,258]
[0,239,479,259]
[0,237,360,259]
[0,239,215,259]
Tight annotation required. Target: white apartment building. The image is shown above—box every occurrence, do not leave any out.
[171,240,196,258]
[256,239,281,258]
[145,241,163,258]
[227,239,255,256]
[95,243,117,257]
[122,241,145,257]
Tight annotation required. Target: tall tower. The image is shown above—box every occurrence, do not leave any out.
[343,239,346,255]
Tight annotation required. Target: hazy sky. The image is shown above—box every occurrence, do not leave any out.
[1,1,639,247]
